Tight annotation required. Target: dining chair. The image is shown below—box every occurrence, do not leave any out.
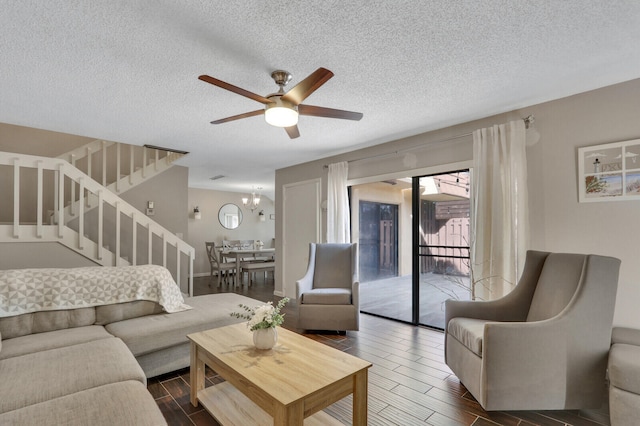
[205,242,236,287]
[221,240,241,262]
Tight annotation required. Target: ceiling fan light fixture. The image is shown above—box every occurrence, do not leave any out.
[200,67,361,138]
[265,107,298,127]
[264,96,298,127]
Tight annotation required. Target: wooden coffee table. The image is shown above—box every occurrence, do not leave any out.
[188,323,371,425]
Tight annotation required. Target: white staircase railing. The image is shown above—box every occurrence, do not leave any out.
[57,141,185,219]
[0,151,194,296]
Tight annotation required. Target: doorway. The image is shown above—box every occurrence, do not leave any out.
[281,179,321,297]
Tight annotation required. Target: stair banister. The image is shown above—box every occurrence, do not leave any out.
[37,160,43,238]
[116,143,121,193]
[129,146,134,185]
[58,163,64,239]
[97,189,103,261]
[101,140,107,187]
[0,151,194,296]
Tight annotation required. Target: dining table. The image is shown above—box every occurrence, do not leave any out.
[222,248,276,287]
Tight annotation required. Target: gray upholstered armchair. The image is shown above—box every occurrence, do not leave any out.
[296,243,359,332]
[445,250,621,411]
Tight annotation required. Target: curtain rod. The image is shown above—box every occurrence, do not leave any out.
[323,115,534,168]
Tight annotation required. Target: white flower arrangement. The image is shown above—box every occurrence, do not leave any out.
[231,297,289,331]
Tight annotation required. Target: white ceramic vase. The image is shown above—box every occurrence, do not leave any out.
[253,327,278,350]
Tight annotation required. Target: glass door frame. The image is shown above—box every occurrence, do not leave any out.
[347,160,473,328]
[411,169,471,328]
[411,177,420,324]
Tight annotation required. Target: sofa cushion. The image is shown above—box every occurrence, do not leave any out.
[608,343,640,395]
[0,381,167,426]
[105,293,257,356]
[0,307,96,340]
[447,317,489,357]
[0,325,112,360]
[95,300,163,325]
[0,337,145,414]
[301,288,352,305]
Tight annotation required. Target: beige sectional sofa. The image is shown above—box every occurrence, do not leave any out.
[0,271,261,426]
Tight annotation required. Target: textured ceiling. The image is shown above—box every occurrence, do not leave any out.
[1,1,640,198]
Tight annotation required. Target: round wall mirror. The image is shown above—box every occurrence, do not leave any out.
[218,203,243,230]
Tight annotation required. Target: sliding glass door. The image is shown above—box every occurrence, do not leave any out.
[416,172,471,329]
[353,170,471,329]
[352,180,412,323]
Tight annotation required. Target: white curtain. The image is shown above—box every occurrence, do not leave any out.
[471,120,528,300]
[326,161,351,243]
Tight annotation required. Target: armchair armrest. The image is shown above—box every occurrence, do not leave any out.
[296,272,314,304]
[296,244,317,305]
[444,250,550,330]
[611,327,640,346]
[480,318,571,407]
[351,280,359,308]
[444,296,527,330]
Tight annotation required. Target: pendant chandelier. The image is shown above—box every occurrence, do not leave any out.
[242,187,261,212]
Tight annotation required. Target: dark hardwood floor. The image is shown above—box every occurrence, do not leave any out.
[149,274,611,426]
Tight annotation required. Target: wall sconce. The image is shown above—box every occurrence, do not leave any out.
[258,210,266,222]
[193,206,201,220]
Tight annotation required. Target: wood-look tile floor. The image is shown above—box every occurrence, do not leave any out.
[150,275,610,425]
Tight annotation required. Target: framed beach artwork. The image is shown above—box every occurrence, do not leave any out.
[578,138,640,202]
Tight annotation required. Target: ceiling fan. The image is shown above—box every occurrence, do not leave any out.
[198,67,363,139]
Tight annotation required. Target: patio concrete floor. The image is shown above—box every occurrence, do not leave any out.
[360,272,471,329]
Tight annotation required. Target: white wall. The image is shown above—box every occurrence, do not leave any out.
[187,188,275,276]
[276,78,640,329]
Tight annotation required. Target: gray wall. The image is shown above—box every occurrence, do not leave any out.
[276,78,640,329]
[187,188,275,276]
[0,122,93,156]
[120,165,189,241]
[0,242,98,269]
[0,123,92,224]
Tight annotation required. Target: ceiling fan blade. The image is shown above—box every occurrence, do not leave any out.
[199,75,273,105]
[298,104,363,121]
[281,68,334,105]
[285,125,300,139]
[210,109,264,124]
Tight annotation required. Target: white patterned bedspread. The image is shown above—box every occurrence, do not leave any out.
[0,265,191,318]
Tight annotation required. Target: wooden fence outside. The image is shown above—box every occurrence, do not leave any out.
[420,200,470,276]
